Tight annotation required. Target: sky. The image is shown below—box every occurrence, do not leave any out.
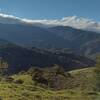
[0,0,99,21]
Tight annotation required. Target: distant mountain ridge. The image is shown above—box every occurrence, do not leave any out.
[48,26,100,58]
[0,15,99,73]
[0,38,95,74]
[0,13,100,32]
[0,14,99,61]
[0,23,99,58]
[0,23,71,48]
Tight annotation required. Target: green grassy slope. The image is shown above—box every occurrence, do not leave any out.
[0,67,99,100]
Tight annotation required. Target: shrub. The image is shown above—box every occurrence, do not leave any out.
[32,68,48,86]
[14,79,24,84]
[4,76,14,82]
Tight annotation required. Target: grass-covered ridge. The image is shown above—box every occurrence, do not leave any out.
[0,66,99,100]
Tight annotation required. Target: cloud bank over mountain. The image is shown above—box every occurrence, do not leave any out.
[0,13,100,32]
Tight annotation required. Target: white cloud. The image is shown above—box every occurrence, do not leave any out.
[0,13,100,32]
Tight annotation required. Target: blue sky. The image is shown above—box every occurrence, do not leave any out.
[0,0,99,21]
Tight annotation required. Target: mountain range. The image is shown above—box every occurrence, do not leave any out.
[0,14,99,73]
[0,22,99,59]
[0,13,100,32]
[0,38,95,74]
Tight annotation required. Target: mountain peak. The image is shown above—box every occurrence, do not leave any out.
[0,13,100,32]
[60,16,100,32]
